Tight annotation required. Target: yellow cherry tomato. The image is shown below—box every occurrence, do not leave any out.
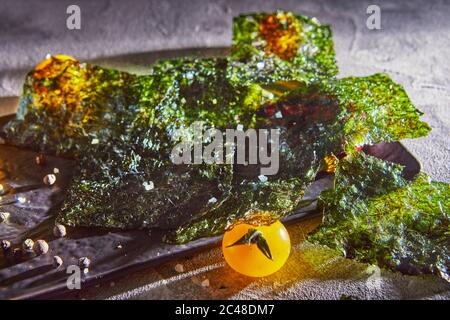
[222,213,291,277]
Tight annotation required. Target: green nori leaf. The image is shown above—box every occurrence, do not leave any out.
[229,10,338,85]
[2,57,141,158]
[273,74,431,152]
[1,57,431,244]
[166,83,345,243]
[166,69,434,243]
[166,177,310,243]
[0,10,438,279]
[149,57,263,129]
[309,152,450,281]
[55,57,264,230]
[58,162,234,229]
[332,74,432,148]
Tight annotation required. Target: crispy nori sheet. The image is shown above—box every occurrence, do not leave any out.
[0,10,437,277]
[331,74,431,148]
[2,56,141,158]
[49,57,264,230]
[308,152,449,281]
[167,75,432,242]
[229,10,338,85]
[271,74,432,151]
[1,56,431,242]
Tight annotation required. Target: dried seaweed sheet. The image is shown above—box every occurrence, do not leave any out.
[309,152,449,281]
[229,10,338,85]
[0,12,433,255]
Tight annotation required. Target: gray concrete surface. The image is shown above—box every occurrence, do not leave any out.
[0,0,449,299]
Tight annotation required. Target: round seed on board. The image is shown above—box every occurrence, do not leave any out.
[33,239,49,255]
[0,212,10,223]
[43,174,56,186]
[22,239,34,252]
[53,255,63,268]
[79,257,91,269]
[53,224,67,238]
[201,279,210,287]
[1,240,11,252]
[174,263,184,273]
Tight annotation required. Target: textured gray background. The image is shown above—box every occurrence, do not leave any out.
[0,0,449,299]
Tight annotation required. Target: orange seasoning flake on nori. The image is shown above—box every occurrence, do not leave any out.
[32,55,90,113]
[323,154,338,173]
[259,13,302,61]
[30,55,134,127]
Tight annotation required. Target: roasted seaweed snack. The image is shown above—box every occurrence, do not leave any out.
[309,152,449,280]
[1,11,444,282]
[229,10,338,85]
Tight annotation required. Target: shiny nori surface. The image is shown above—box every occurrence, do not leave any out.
[1,57,431,242]
[3,57,140,158]
[0,11,441,281]
[165,75,433,242]
[309,152,449,280]
[53,57,268,231]
[229,10,338,85]
[0,14,342,237]
[270,74,432,152]
[331,74,431,148]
